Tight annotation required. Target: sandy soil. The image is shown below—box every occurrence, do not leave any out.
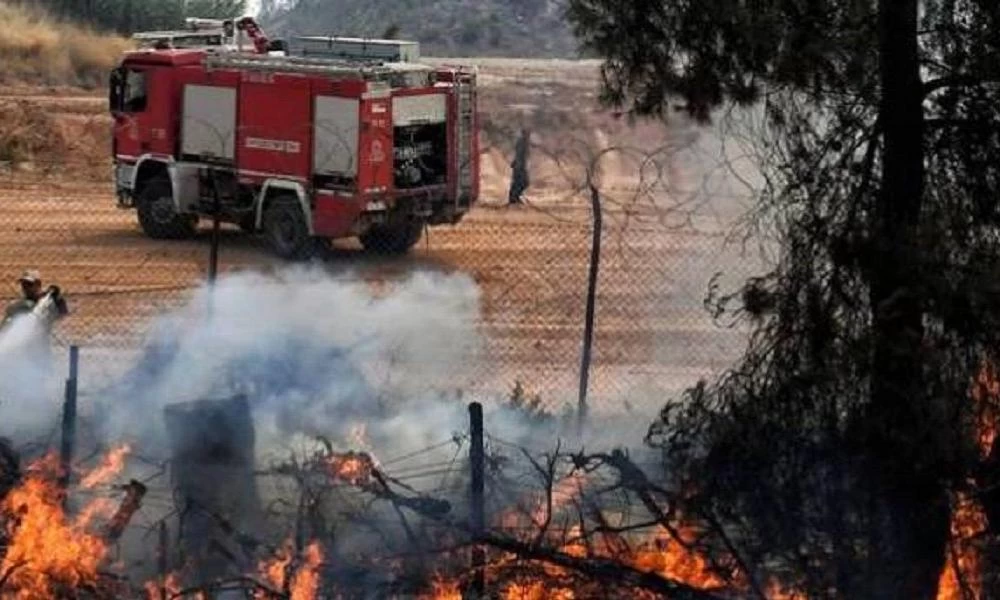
[0,59,760,416]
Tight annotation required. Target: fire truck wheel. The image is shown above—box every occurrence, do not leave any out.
[238,215,257,233]
[263,197,314,260]
[136,175,198,240]
[359,219,425,255]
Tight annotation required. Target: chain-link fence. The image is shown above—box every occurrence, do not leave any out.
[0,68,764,430]
[0,74,772,597]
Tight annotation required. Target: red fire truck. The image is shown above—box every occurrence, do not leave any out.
[108,30,479,258]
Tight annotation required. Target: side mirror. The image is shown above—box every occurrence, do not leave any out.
[267,39,288,54]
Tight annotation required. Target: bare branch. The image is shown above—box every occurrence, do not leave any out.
[483,532,728,600]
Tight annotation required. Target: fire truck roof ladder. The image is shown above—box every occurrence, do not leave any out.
[202,52,433,80]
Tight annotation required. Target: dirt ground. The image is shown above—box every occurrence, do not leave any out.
[0,59,758,417]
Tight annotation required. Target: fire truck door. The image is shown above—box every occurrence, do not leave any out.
[114,67,172,159]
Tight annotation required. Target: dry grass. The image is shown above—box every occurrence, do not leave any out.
[0,100,111,178]
[0,2,132,88]
[0,101,65,164]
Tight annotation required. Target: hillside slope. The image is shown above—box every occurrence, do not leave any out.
[260,0,579,58]
[0,2,130,87]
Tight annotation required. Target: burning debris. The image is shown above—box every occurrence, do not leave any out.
[256,539,323,600]
[79,445,131,490]
[0,404,989,600]
[937,492,987,600]
[0,454,125,599]
[327,450,377,488]
[0,266,991,598]
[318,446,452,520]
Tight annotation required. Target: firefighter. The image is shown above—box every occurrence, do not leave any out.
[508,128,531,205]
[1,270,68,332]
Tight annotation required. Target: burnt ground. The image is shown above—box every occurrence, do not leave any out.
[0,59,761,420]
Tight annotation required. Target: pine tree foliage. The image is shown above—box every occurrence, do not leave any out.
[569,0,1000,597]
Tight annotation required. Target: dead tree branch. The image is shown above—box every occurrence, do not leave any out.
[483,532,727,600]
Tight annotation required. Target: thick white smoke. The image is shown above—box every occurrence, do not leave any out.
[0,264,670,590]
[0,313,63,438]
[95,266,488,463]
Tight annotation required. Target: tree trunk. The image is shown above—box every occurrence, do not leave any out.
[859,0,950,598]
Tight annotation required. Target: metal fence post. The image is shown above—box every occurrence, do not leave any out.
[577,182,602,437]
[207,171,221,285]
[205,170,222,321]
[58,344,79,494]
[469,402,486,598]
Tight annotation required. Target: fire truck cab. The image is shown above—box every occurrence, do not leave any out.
[108,38,478,258]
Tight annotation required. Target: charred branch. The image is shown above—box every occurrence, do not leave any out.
[570,449,761,595]
[483,532,726,600]
[316,449,452,521]
[104,480,147,542]
[923,74,1000,97]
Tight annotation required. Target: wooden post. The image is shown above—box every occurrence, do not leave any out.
[577,183,602,437]
[58,345,79,493]
[468,402,486,598]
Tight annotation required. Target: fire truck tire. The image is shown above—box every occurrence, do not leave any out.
[262,197,315,260]
[136,175,198,240]
[359,219,425,255]
[238,215,257,233]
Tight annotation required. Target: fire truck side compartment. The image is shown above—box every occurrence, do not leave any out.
[310,94,367,236]
[313,96,360,187]
[237,77,312,182]
[391,94,448,191]
[180,85,237,162]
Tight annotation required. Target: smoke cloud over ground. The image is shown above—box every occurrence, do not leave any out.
[0,263,666,477]
[89,266,487,461]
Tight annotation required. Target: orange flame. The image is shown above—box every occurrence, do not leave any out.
[936,492,987,600]
[627,526,726,590]
[290,542,323,600]
[143,572,182,600]
[80,444,132,489]
[327,451,377,487]
[425,575,462,600]
[972,361,999,459]
[259,544,293,592]
[0,456,113,599]
[935,359,1000,599]
[505,582,574,599]
[256,539,324,600]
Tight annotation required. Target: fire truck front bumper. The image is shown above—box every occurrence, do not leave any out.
[114,162,136,208]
